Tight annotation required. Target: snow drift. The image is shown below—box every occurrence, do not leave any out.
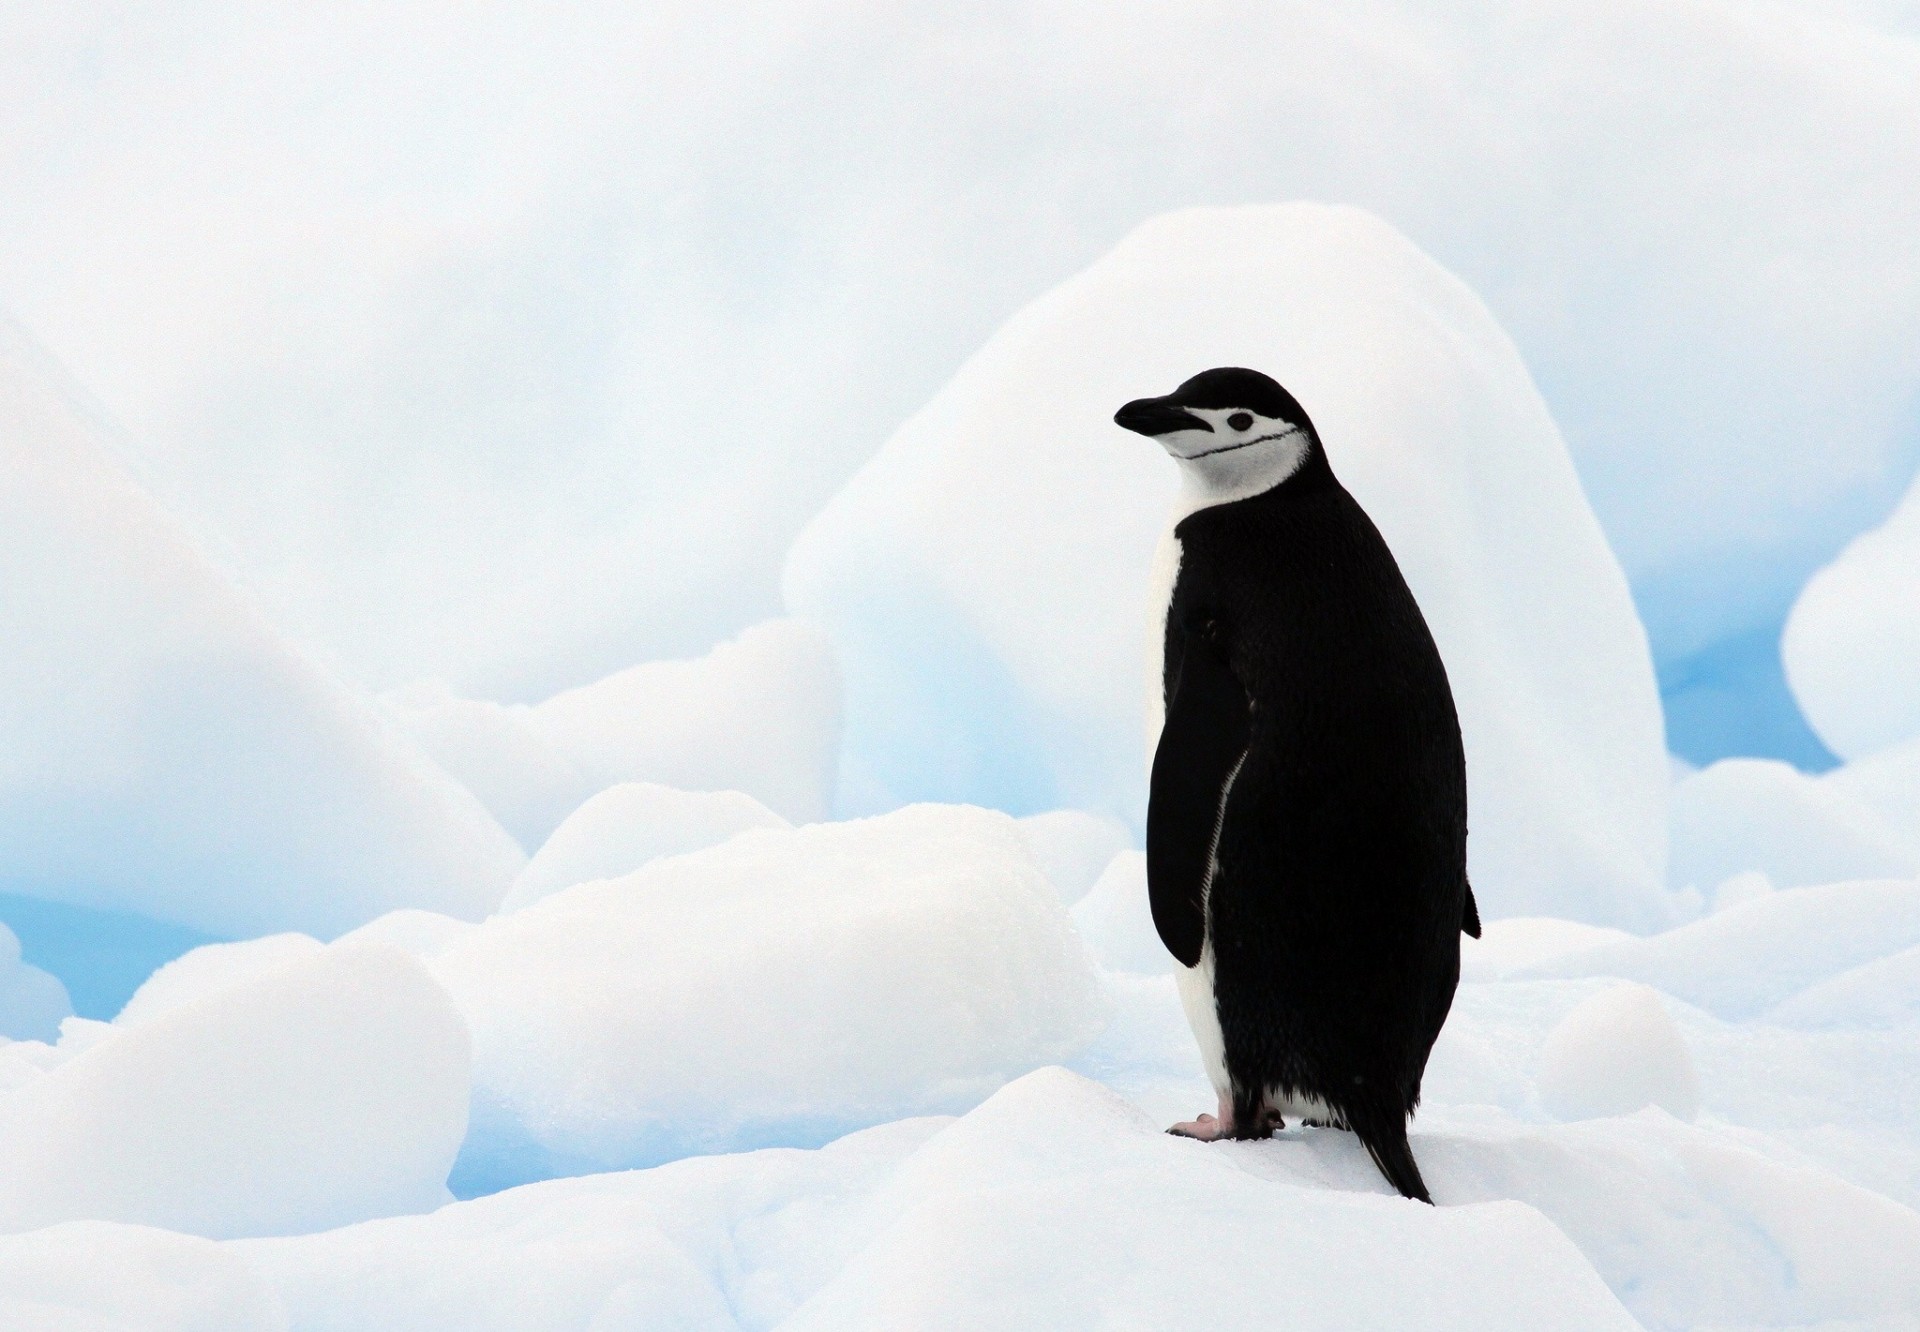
[1785,468,1920,761]
[386,618,844,844]
[500,782,790,912]
[430,804,1106,1190]
[0,320,524,940]
[786,203,1670,929]
[0,943,469,1238]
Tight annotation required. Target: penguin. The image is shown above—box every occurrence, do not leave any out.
[1115,366,1481,1204]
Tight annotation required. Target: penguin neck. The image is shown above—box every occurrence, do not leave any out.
[1171,433,1327,521]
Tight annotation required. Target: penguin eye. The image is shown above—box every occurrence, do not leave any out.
[1228,412,1254,432]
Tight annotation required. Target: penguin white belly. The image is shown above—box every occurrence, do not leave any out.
[1175,945,1229,1101]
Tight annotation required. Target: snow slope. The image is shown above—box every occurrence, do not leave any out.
[787,204,1670,929]
[0,320,524,940]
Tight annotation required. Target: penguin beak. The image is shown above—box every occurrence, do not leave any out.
[1115,397,1210,437]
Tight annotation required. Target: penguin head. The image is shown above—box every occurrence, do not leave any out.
[1114,367,1320,493]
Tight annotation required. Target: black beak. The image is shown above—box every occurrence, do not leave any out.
[1114,396,1210,437]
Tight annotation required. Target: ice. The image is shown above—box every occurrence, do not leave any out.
[1459,918,1635,984]
[785,204,1671,930]
[1014,810,1133,906]
[1784,468,1920,761]
[1068,852,1169,976]
[1515,879,1920,1020]
[200,1064,1920,1331]
[501,782,789,913]
[1770,944,1920,1030]
[1822,732,1920,837]
[1669,757,1920,892]
[0,893,1917,1327]
[1536,984,1700,1122]
[429,804,1106,1190]
[10,5,1917,769]
[383,682,596,853]
[0,943,468,1238]
[0,922,70,1043]
[0,323,525,941]
[0,1221,288,1332]
[524,619,841,825]
[112,934,324,1029]
[783,1073,1637,1332]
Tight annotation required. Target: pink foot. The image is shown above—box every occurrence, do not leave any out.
[1168,1093,1238,1140]
[1167,1111,1229,1140]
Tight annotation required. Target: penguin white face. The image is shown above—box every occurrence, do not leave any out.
[1115,368,1318,497]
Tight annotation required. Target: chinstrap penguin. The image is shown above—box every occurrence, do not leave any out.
[1116,367,1481,1204]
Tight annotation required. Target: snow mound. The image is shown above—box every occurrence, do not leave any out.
[334,909,476,958]
[0,943,469,1238]
[0,921,70,1043]
[1070,852,1169,975]
[525,618,841,825]
[0,322,524,939]
[787,1071,1635,1331]
[1015,810,1133,905]
[113,934,324,1028]
[1537,984,1699,1122]
[1784,469,1920,761]
[382,683,595,852]
[1517,879,1920,1019]
[431,805,1106,1188]
[1769,944,1920,1030]
[1459,918,1635,983]
[0,1221,287,1332]
[1669,757,1919,892]
[785,203,1669,930]
[1823,733,1920,839]
[501,782,789,913]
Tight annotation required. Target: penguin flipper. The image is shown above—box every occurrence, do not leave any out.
[1147,627,1251,969]
[1462,878,1482,938]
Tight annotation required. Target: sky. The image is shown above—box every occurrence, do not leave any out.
[2,0,1917,768]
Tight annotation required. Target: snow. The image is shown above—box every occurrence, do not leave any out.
[0,1222,288,1332]
[1515,878,1920,1020]
[0,858,1916,1325]
[1536,984,1700,1123]
[382,683,596,853]
[8,4,1917,772]
[785,204,1671,931]
[429,804,1107,1191]
[0,922,70,1043]
[1068,852,1169,976]
[1013,809,1132,906]
[1784,468,1920,761]
[1669,756,1920,892]
[0,322,525,941]
[0,943,468,1239]
[501,782,789,913]
[112,934,325,1029]
[524,619,842,825]
[3,29,1920,1321]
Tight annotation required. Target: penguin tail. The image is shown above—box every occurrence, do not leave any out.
[1349,1104,1432,1204]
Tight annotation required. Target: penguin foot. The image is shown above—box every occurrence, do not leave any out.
[1167,1112,1230,1141]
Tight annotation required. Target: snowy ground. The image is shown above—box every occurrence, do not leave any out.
[4,205,1920,1328]
[3,878,1918,1330]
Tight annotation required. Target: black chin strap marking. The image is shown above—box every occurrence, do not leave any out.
[1182,426,1301,461]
